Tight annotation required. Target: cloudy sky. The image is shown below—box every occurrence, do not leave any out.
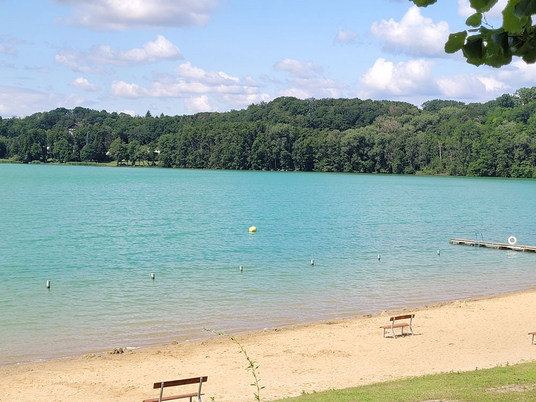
[1,0,534,118]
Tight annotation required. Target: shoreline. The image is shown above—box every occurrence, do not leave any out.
[3,288,536,401]
[3,286,531,368]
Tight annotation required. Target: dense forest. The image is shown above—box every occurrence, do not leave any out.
[1,88,536,178]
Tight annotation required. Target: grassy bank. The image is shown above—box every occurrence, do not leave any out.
[273,361,536,402]
[0,160,155,167]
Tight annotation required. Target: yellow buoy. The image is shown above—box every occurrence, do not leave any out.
[249,226,257,233]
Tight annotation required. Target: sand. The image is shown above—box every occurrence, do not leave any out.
[2,289,536,402]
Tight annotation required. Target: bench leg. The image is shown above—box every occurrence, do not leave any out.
[532,334,535,345]
[383,328,386,338]
[392,328,396,339]
[159,382,165,402]
[409,325,414,336]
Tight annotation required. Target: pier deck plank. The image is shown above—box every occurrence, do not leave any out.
[450,238,536,252]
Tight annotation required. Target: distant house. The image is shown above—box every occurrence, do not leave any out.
[68,123,82,136]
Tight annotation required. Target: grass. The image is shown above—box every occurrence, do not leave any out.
[272,361,536,402]
[0,160,157,167]
[64,161,117,167]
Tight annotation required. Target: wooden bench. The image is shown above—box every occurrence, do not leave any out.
[529,332,536,344]
[380,314,415,339]
[143,376,208,402]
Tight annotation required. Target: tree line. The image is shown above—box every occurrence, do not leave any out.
[1,89,536,178]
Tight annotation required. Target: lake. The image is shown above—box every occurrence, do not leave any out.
[1,164,535,366]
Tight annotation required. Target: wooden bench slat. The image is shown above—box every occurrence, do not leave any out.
[153,376,208,389]
[144,392,203,402]
[390,314,414,321]
[380,323,409,329]
[145,375,208,402]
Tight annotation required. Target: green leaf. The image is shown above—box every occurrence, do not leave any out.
[469,0,499,12]
[466,56,485,66]
[508,35,524,53]
[445,31,468,53]
[491,30,509,50]
[487,53,513,67]
[515,0,536,17]
[503,0,526,32]
[463,36,484,59]
[466,12,483,27]
[410,0,438,6]
[521,45,536,62]
[485,37,512,67]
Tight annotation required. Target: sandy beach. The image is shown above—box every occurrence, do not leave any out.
[2,289,536,402]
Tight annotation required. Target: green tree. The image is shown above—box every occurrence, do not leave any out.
[514,87,536,105]
[80,144,95,162]
[0,136,7,159]
[80,143,95,162]
[127,140,141,166]
[157,134,177,167]
[412,0,536,67]
[18,129,47,162]
[145,142,159,166]
[52,139,72,163]
[108,138,128,165]
[340,127,375,173]
[495,94,516,108]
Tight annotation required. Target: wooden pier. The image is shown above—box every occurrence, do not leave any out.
[450,238,536,253]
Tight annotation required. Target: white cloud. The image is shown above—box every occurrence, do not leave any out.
[370,6,450,57]
[0,44,17,56]
[457,0,474,17]
[24,65,50,73]
[496,60,536,86]
[359,58,438,98]
[0,60,16,69]
[175,61,240,84]
[184,95,218,113]
[69,77,101,92]
[334,27,359,45]
[273,59,347,99]
[111,62,271,111]
[119,109,136,116]
[55,36,182,73]
[220,93,271,109]
[477,76,507,92]
[55,0,219,30]
[277,77,346,99]
[273,59,322,79]
[436,75,497,98]
[358,56,516,103]
[121,35,182,62]
[111,81,148,99]
[0,36,29,56]
[458,0,508,18]
[0,86,85,117]
[55,51,96,73]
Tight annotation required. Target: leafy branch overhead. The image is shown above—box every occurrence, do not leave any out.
[411,0,536,67]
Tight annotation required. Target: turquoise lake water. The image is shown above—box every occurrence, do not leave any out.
[1,164,536,366]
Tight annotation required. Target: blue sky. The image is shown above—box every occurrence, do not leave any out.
[0,0,534,118]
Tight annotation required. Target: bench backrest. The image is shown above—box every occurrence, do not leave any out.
[153,376,208,389]
[390,314,414,321]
